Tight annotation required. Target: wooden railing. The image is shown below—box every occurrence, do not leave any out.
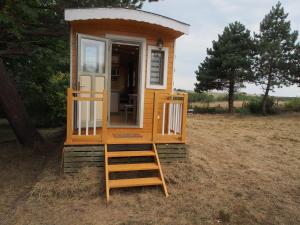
[152,92,188,143]
[66,88,187,144]
[66,88,107,144]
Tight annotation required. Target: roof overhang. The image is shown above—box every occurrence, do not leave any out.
[64,8,189,35]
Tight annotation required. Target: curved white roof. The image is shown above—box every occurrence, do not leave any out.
[64,8,189,35]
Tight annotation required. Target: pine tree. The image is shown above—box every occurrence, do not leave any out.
[253,1,300,114]
[195,22,254,113]
[0,0,146,148]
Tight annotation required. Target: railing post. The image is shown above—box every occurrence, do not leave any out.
[152,92,159,142]
[102,90,107,143]
[181,93,188,142]
[66,88,73,144]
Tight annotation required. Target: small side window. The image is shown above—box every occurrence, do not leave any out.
[150,50,165,85]
[146,46,168,89]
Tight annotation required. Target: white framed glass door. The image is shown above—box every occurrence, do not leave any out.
[77,34,109,128]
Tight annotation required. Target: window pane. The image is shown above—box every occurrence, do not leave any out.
[150,50,164,85]
[80,38,105,74]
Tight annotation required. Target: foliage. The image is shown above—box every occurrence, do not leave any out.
[188,92,214,103]
[234,92,258,101]
[253,2,300,113]
[44,72,69,127]
[192,106,227,114]
[0,0,146,127]
[284,98,300,112]
[244,97,277,114]
[188,90,299,115]
[215,92,261,102]
[188,91,261,104]
[195,21,255,113]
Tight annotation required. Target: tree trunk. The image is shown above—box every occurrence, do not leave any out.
[261,74,272,115]
[0,59,44,148]
[228,79,235,114]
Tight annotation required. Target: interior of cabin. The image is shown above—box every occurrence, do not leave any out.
[109,43,140,126]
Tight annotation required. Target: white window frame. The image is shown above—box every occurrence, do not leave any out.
[146,45,169,89]
[77,33,109,79]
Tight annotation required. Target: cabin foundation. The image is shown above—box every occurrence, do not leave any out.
[62,144,187,173]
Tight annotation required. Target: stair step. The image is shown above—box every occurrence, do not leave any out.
[109,177,163,188]
[107,150,155,158]
[108,163,159,172]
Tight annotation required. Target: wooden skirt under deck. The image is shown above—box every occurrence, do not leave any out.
[62,144,187,173]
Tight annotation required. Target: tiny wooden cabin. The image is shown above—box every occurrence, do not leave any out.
[63,8,189,200]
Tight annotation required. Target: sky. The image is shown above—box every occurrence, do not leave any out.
[143,0,300,97]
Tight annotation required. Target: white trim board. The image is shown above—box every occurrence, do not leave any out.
[105,34,146,129]
[65,8,189,35]
[69,26,73,88]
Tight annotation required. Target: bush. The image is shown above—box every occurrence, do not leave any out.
[235,106,250,114]
[247,99,261,114]
[245,97,277,114]
[284,98,300,112]
[44,72,69,127]
[24,72,69,128]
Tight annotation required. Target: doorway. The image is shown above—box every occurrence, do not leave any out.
[109,42,140,126]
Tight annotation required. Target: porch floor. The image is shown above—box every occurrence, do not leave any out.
[65,128,183,145]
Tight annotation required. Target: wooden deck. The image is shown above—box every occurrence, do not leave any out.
[65,129,184,145]
[65,89,188,146]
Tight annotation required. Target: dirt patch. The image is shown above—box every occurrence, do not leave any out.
[0,142,46,225]
[1,114,300,225]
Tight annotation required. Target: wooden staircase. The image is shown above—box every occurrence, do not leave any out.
[104,143,168,201]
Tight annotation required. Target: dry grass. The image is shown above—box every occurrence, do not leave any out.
[1,113,300,225]
[30,168,101,200]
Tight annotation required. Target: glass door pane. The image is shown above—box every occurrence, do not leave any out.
[80,38,106,74]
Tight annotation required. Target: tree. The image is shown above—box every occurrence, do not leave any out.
[290,46,300,85]
[0,59,44,148]
[194,22,254,113]
[253,2,300,114]
[0,0,147,148]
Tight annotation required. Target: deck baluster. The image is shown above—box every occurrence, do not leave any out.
[85,101,89,136]
[78,100,81,136]
[93,101,96,136]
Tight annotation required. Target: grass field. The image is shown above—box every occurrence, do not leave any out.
[1,114,300,225]
[190,100,246,109]
[190,100,287,110]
